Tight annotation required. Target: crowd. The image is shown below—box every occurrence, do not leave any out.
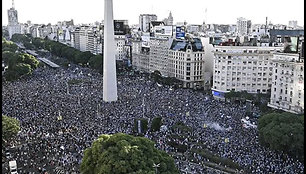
[2,63,304,174]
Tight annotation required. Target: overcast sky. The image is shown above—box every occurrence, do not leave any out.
[2,0,304,26]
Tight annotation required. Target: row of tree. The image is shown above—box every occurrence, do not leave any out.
[2,37,39,81]
[258,112,304,162]
[225,90,271,114]
[11,34,104,73]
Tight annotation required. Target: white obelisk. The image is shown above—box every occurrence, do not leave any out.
[103,0,118,102]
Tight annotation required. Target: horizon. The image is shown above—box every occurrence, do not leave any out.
[2,0,305,26]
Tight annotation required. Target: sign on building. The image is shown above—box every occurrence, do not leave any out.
[114,21,127,35]
[176,26,185,39]
[154,26,173,36]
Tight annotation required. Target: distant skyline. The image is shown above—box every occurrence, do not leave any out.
[2,0,305,26]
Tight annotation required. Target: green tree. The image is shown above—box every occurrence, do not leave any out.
[81,133,179,174]
[89,55,103,71]
[151,70,162,83]
[14,63,32,76]
[21,53,39,69]
[151,117,163,132]
[11,33,31,43]
[133,118,148,134]
[258,112,304,161]
[2,51,16,64]
[2,37,18,52]
[2,115,20,145]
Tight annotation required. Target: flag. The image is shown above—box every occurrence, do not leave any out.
[203,124,207,128]
[225,138,229,143]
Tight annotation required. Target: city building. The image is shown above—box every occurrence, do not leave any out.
[149,37,171,76]
[212,46,283,99]
[139,14,157,32]
[115,35,126,60]
[7,0,21,39]
[237,17,252,36]
[168,38,206,88]
[162,12,173,26]
[71,26,102,55]
[268,53,304,114]
[288,20,298,29]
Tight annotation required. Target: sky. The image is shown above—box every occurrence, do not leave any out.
[2,0,304,26]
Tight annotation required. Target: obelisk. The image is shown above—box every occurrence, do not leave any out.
[103,0,118,102]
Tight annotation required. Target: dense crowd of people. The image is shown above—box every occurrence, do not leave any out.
[2,63,304,174]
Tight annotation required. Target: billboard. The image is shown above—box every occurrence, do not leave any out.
[141,35,150,48]
[176,26,185,38]
[114,21,127,35]
[283,36,299,53]
[154,26,173,36]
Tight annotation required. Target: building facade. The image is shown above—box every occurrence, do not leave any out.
[71,26,102,55]
[168,38,205,88]
[139,14,157,32]
[149,38,171,76]
[268,53,304,114]
[237,17,251,36]
[7,1,21,39]
[212,46,283,99]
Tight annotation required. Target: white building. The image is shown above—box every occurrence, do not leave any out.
[115,35,125,60]
[149,38,172,76]
[268,53,304,114]
[7,1,21,39]
[212,46,283,99]
[288,20,298,29]
[139,14,157,32]
[237,17,252,36]
[71,26,101,55]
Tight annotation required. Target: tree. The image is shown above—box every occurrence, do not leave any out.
[133,118,148,134]
[151,70,162,83]
[2,51,16,64]
[11,33,31,43]
[89,55,103,71]
[258,112,304,161]
[20,53,39,69]
[81,133,179,174]
[2,115,20,145]
[151,117,162,132]
[13,63,32,77]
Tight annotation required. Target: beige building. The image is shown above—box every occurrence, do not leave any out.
[212,46,283,99]
[268,53,304,114]
[168,38,205,88]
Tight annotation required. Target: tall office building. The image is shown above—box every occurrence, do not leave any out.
[237,17,251,36]
[139,14,157,32]
[103,0,118,102]
[7,0,21,39]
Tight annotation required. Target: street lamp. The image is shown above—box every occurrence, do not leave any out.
[153,163,160,174]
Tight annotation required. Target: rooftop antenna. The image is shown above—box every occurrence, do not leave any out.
[12,0,15,9]
[265,17,268,35]
[205,8,207,24]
